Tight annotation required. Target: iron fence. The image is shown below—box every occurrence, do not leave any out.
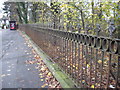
[19,24,120,88]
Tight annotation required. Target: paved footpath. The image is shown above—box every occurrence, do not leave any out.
[0,29,47,88]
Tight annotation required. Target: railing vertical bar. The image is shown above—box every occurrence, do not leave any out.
[61,37,64,69]
[57,37,60,66]
[60,37,63,68]
[85,45,88,88]
[106,53,112,88]
[79,44,82,87]
[100,51,104,88]
[59,37,62,68]
[66,38,68,73]
[94,49,98,88]
[65,38,67,73]
[89,47,93,87]
[77,42,80,85]
[115,56,120,88]
[62,37,65,69]
[64,38,66,70]
[67,39,69,74]
[74,41,76,81]
[70,39,72,78]
[74,41,77,83]
[69,39,71,75]
[81,44,84,87]
[71,40,74,79]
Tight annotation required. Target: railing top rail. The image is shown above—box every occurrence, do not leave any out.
[20,24,120,55]
[24,24,120,41]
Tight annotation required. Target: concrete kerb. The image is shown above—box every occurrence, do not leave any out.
[19,30,76,88]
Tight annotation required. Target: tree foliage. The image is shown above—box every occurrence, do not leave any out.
[3,0,120,37]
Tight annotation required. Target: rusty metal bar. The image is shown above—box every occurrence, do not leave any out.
[19,24,120,88]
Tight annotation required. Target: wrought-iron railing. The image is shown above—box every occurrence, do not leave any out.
[19,24,120,88]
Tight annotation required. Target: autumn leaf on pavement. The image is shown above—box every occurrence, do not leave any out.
[41,83,48,88]
[34,55,40,59]
[25,60,36,64]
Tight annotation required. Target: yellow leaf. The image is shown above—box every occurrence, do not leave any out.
[39,73,42,76]
[91,85,95,88]
[98,60,102,64]
[40,76,43,78]
[87,64,90,68]
[73,65,75,68]
[40,79,44,81]
[41,83,48,88]
[68,66,70,68]
[47,72,52,76]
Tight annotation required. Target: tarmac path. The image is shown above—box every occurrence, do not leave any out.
[0,29,47,88]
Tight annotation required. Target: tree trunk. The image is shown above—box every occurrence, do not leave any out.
[80,9,85,31]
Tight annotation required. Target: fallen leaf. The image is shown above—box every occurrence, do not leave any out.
[73,65,75,68]
[76,67,78,70]
[87,64,90,68]
[40,76,43,78]
[40,79,44,81]
[41,83,48,88]
[98,60,102,64]
[34,55,40,59]
[47,72,52,76]
[39,73,42,76]
[91,85,95,88]
[109,85,115,88]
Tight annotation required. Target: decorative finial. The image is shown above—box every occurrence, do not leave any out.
[108,21,116,37]
[77,24,81,33]
[95,24,101,35]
